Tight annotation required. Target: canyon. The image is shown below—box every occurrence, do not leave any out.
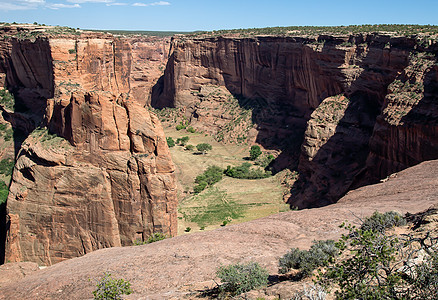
[0,24,437,269]
[0,25,176,265]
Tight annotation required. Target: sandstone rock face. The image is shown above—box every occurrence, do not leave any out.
[0,28,176,265]
[1,159,437,299]
[153,34,438,207]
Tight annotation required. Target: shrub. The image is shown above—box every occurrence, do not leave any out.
[133,232,167,245]
[249,145,262,160]
[279,240,337,276]
[0,180,8,204]
[166,137,175,147]
[176,136,189,146]
[255,154,275,168]
[185,227,191,232]
[193,181,207,194]
[225,163,271,179]
[196,143,212,154]
[0,89,15,111]
[92,273,132,300]
[319,219,438,300]
[360,211,406,233]
[185,144,194,151]
[0,158,14,176]
[175,124,185,131]
[187,126,196,133]
[194,165,223,193]
[216,262,269,295]
[292,284,327,300]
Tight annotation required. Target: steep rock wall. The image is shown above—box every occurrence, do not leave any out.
[0,28,176,265]
[153,34,438,207]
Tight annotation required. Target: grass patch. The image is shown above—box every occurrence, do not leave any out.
[179,187,245,228]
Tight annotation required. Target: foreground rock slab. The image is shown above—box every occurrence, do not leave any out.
[1,160,437,299]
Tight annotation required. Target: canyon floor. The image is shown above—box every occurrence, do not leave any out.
[1,159,437,299]
[163,126,290,235]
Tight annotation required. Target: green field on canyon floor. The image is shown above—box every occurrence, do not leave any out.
[163,127,291,235]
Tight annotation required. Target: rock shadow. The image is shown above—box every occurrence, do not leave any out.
[289,35,413,208]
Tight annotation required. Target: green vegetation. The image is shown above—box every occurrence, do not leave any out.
[133,232,167,245]
[249,145,262,160]
[189,24,438,40]
[193,165,223,194]
[279,240,338,277]
[185,227,191,232]
[0,181,9,205]
[216,262,269,296]
[316,212,438,299]
[196,143,212,154]
[185,144,194,151]
[179,187,244,228]
[176,136,189,146]
[84,29,193,37]
[225,163,271,179]
[0,89,15,111]
[0,159,14,176]
[187,126,196,133]
[92,273,132,300]
[360,211,406,233]
[30,127,71,149]
[254,154,275,169]
[166,137,175,147]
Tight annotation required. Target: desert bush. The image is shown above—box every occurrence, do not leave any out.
[187,126,196,133]
[216,262,269,295]
[360,211,406,233]
[279,240,337,276]
[292,284,327,300]
[196,143,212,154]
[185,144,194,151]
[166,137,175,147]
[92,273,132,300]
[133,232,167,245]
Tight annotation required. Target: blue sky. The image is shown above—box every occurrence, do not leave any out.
[1,0,437,31]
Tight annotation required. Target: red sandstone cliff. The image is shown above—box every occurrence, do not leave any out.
[0,26,175,265]
[153,34,438,208]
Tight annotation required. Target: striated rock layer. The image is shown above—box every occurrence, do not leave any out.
[0,27,176,265]
[153,34,438,208]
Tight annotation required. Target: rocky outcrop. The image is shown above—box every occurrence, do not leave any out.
[153,34,438,207]
[0,27,176,265]
[1,159,437,299]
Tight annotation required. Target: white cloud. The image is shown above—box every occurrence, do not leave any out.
[0,2,36,10]
[66,0,113,3]
[47,3,80,9]
[132,1,170,7]
[106,2,127,5]
[18,0,45,4]
[0,0,45,10]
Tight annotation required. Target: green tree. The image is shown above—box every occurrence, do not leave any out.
[166,137,175,147]
[249,145,262,160]
[177,136,189,146]
[196,143,212,154]
[193,165,223,193]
